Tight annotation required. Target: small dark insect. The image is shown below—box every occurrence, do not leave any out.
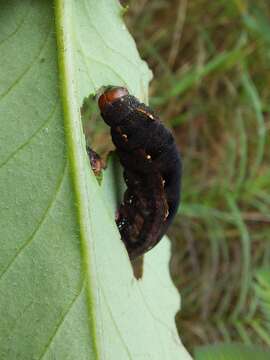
[86,147,104,177]
[92,86,182,259]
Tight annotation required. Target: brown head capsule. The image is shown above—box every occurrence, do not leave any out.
[98,86,129,113]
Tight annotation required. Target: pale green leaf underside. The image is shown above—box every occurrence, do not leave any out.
[0,1,191,359]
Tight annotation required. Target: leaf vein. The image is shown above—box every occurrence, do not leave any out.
[100,287,133,359]
[0,27,52,102]
[0,161,68,281]
[0,1,31,48]
[0,101,58,170]
[39,280,85,360]
[83,0,141,69]
[82,51,129,87]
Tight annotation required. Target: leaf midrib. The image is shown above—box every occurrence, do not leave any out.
[54,0,100,358]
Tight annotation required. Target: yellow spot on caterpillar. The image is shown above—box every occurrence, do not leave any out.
[137,108,155,120]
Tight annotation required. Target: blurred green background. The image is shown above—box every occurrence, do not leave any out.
[88,0,270,356]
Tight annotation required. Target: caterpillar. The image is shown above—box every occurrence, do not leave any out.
[90,86,182,259]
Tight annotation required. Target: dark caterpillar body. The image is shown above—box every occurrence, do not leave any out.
[97,86,182,259]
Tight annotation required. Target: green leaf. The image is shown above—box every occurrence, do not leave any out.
[0,1,191,359]
[194,343,270,360]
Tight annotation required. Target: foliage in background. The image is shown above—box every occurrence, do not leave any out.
[121,0,270,356]
[194,342,270,360]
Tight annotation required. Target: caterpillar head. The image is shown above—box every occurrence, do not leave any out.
[98,86,139,126]
[98,86,129,111]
